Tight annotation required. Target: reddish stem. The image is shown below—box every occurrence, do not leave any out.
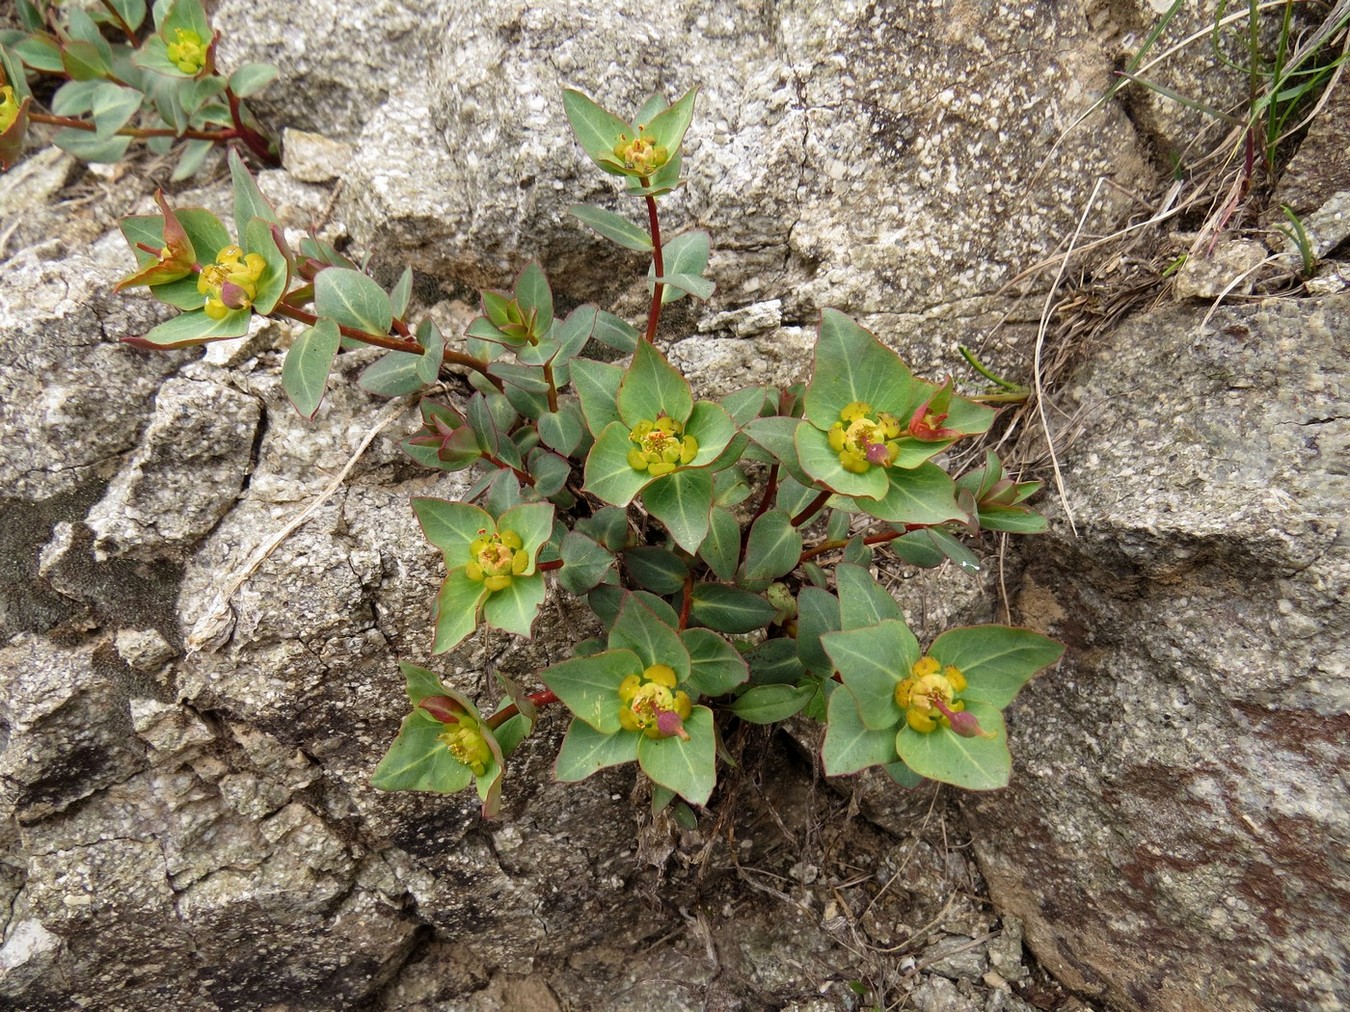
[678,573,693,631]
[790,489,832,528]
[798,528,905,564]
[486,689,558,730]
[483,452,536,487]
[642,187,664,343]
[225,89,280,167]
[537,558,564,571]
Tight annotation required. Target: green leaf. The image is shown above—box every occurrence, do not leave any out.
[698,505,740,582]
[639,87,697,158]
[432,569,488,654]
[397,661,450,706]
[795,585,841,675]
[642,468,713,554]
[822,620,918,730]
[228,62,278,98]
[558,532,615,594]
[684,400,736,466]
[977,505,1049,534]
[359,350,424,397]
[637,705,715,805]
[497,501,554,563]
[617,340,693,427]
[680,628,749,697]
[650,231,712,305]
[835,563,903,628]
[514,261,553,338]
[741,510,802,583]
[53,128,132,163]
[896,700,1010,790]
[728,684,814,724]
[623,546,688,596]
[803,309,923,431]
[281,317,340,418]
[572,358,624,435]
[243,216,288,315]
[227,150,278,241]
[130,308,251,348]
[540,648,641,734]
[928,626,1064,708]
[554,718,639,781]
[744,637,804,684]
[592,310,639,352]
[527,447,569,498]
[576,506,630,552]
[855,462,965,526]
[417,319,445,385]
[689,583,777,634]
[371,709,474,793]
[568,204,653,252]
[170,138,214,181]
[742,416,811,484]
[386,266,413,320]
[62,39,111,81]
[821,685,901,776]
[413,498,490,564]
[482,574,546,637]
[90,82,142,140]
[609,594,691,683]
[562,88,633,174]
[12,35,63,74]
[538,400,585,456]
[315,267,394,337]
[583,420,652,508]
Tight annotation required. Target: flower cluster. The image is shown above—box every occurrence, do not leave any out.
[465,528,529,593]
[0,86,18,134]
[895,656,988,738]
[613,126,668,176]
[618,663,691,739]
[165,28,208,75]
[627,416,698,476]
[198,244,265,319]
[827,400,902,474]
[438,714,492,776]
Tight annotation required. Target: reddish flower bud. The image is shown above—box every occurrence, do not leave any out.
[418,695,465,723]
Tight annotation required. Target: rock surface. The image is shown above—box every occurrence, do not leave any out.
[969,293,1349,1011]
[2,0,1346,1009]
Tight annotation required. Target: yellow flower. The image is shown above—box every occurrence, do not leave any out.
[0,86,19,135]
[618,663,691,738]
[627,416,698,476]
[197,245,265,319]
[166,28,208,76]
[895,655,968,733]
[438,715,492,776]
[613,126,669,176]
[826,401,901,474]
[465,527,528,593]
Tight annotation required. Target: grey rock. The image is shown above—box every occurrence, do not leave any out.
[911,974,982,1012]
[0,238,188,501]
[1172,238,1270,300]
[84,377,261,562]
[967,293,1350,1012]
[114,627,176,674]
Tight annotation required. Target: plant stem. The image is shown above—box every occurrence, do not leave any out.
[226,89,280,166]
[678,573,693,631]
[97,0,137,39]
[543,361,560,413]
[642,184,664,343]
[798,528,904,564]
[486,689,558,730]
[790,489,832,528]
[537,558,564,571]
[270,302,502,390]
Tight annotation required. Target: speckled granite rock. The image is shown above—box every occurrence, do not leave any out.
[966,293,1350,1012]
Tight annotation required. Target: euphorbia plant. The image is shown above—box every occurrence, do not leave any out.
[111,84,1061,818]
[0,0,277,176]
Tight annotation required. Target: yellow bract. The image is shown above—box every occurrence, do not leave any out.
[826,400,901,474]
[895,655,968,733]
[197,245,265,320]
[618,663,691,738]
[438,715,491,776]
[166,28,208,75]
[465,528,528,593]
[627,416,697,477]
